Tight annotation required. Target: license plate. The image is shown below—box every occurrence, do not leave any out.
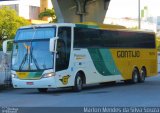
[26,82,34,85]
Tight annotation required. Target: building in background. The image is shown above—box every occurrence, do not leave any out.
[0,0,53,24]
[104,5,159,33]
[104,17,157,32]
[146,16,160,33]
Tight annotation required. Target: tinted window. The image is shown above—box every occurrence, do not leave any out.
[117,31,155,48]
[74,28,155,48]
[56,27,71,71]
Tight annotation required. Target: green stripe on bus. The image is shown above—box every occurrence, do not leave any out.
[88,48,120,76]
[75,24,98,29]
[28,72,43,79]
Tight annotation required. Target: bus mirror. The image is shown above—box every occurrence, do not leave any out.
[3,40,13,53]
[50,38,55,52]
[49,37,59,52]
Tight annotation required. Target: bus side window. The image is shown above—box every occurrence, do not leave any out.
[56,39,66,63]
[56,27,71,71]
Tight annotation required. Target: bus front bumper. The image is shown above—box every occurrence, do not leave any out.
[12,77,57,88]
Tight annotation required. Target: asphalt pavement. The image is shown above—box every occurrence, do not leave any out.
[0,74,160,107]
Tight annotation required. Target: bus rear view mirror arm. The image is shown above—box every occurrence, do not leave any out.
[49,37,59,53]
[3,39,13,54]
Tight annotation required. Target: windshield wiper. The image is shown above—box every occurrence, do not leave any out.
[19,43,40,71]
[19,51,28,70]
[30,46,40,70]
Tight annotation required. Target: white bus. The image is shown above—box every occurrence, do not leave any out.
[3,23,157,92]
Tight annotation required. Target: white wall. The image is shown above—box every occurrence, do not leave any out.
[19,0,40,7]
[18,0,40,19]
[18,3,29,19]
[0,1,19,5]
[48,0,53,9]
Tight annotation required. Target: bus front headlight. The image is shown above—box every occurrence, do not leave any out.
[42,72,55,78]
[12,74,18,78]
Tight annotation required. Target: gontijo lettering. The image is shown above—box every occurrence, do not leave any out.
[117,51,140,58]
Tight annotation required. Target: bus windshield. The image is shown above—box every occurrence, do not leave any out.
[12,27,56,71]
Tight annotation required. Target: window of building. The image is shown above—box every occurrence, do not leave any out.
[29,6,40,20]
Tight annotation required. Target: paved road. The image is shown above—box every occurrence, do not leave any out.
[0,74,160,107]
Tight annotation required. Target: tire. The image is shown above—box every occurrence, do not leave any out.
[132,68,139,84]
[38,88,48,93]
[138,67,146,83]
[73,74,83,92]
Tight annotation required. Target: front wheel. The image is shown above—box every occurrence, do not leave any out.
[38,88,48,93]
[73,74,83,92]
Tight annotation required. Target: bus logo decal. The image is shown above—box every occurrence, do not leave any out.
[74,54,86,60]
[59,75,70,85]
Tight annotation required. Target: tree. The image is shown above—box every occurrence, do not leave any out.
[39,8,57,23]
[0,7,30,50]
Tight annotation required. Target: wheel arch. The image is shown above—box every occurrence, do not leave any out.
[75,70,86,84]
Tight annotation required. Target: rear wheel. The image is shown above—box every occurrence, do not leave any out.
[38,88,48,93]
[132,68,139,84]
[73,74,83,92]
[138,67,146,83]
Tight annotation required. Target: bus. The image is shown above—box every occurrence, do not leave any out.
[3,23,157,92]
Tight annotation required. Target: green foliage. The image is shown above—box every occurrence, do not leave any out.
[156,37,160,52]
[130,26,138,30]
[0,7,30,50]
[39,8,57,23]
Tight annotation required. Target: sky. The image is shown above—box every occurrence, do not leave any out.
[106,0,160,18]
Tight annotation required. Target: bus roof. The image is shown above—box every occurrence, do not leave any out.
[19,23,75,29]
[75,22,155,34]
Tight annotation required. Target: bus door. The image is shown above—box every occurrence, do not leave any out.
[55,27,72,86]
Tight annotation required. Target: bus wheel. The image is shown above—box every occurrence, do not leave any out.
[38,88,48,93]
[73,74,83,92]
[132,68,139,84]
[139,67,146,83]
